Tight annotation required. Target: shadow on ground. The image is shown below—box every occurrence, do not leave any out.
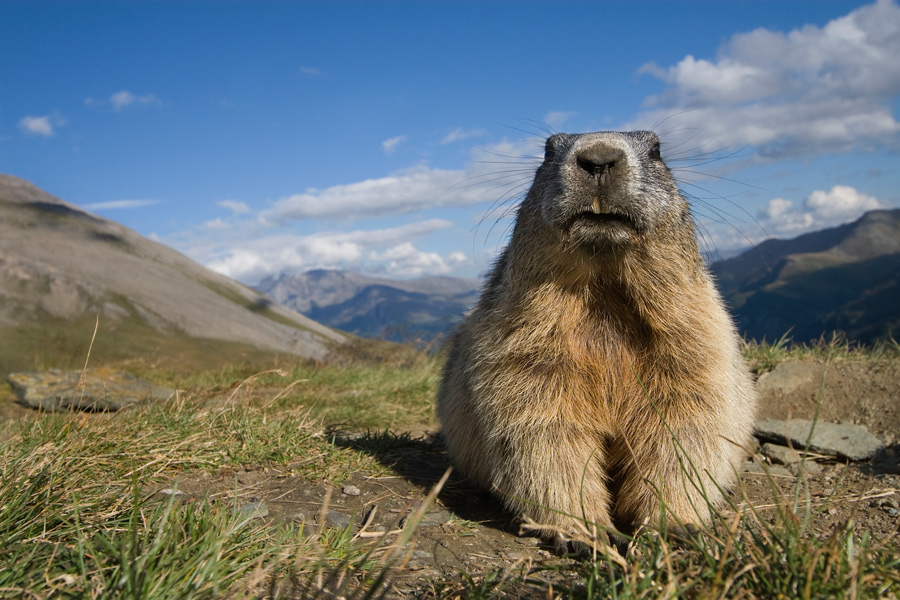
[329,427,520,538]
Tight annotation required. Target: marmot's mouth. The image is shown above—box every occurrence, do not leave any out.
[577,210,635,227]
[572,201,638,230]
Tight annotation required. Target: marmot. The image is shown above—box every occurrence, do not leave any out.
[437,131,757,545]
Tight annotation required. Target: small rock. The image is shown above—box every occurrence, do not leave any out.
[761,443,802,465]
[322,510,351,529]
[239,502,269,519]
[755,419,884,461]
[740,461,794,478]
[871,497,899,510]
[516,536,541,546]
[788,460,823,477]
[7,368,173,411]
[341,484,361,496]
[421,510,455,527]
[756,361,815,395]
[410,549,433,562]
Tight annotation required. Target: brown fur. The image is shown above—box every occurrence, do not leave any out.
[437,131,757,543]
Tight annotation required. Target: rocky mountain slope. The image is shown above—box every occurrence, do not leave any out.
[257,270,480,345]
[711,209,900,344]
[0,174,345,374]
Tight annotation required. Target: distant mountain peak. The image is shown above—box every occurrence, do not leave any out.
[712,208,900,344]
[257,269,481,345]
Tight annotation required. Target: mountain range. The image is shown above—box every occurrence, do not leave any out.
[0,174,345,376]
[257,270,480,346]
[261,210,900,347]
[711,208,900,345]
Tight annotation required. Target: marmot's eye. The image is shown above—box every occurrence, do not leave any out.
[649,143,661,160]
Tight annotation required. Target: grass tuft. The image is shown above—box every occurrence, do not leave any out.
[743,331,900,374]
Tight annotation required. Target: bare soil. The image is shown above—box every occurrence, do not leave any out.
[161,358,899,596]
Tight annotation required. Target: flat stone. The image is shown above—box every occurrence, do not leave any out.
[321,510,351,529]
[788,460,823,477]
[761,443,802,465]
[755,419,885,461]
[421,509,455,527]
[756,361,816,395]
[7,368,173,411]
[740,461,794,478]
[239,502,269,519]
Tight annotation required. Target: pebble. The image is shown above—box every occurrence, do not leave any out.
[323,510,351,529]
[788,460,823,477]
[239,502,269,519]
[421,510,455,527]
[761,443,802,465]
[870,497,899,510]
[756,362,815,395]
[740,461,794,478]
[342,484,361,496]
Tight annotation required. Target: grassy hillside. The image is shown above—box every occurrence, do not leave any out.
[729,252,900,344]
[0,312,292,381]
[0,175,345,363]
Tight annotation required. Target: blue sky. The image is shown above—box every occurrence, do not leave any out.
[3,0,899,284]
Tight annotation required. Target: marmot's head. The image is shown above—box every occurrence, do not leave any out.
[521,131,689,255]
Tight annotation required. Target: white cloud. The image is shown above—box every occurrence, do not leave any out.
[163,139,539,282]
[697,185,885,257]
[86,90,162,111]
[260,166,463,223]
[804,185,883,220]
[367,243,468,278]
[258,140,537,225]
[201,218,232,231]
[84,199,159,210]
[382,135,407,154]
[757,185,883,237]
[217,199,251,215]
[441,128,485,144]
[195,219,463,283]
[110,90,162,110]
[19,113,64,137]
[629,0,900,158]
[299,66,321,76]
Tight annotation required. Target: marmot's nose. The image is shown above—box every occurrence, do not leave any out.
[575,142,626,187]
